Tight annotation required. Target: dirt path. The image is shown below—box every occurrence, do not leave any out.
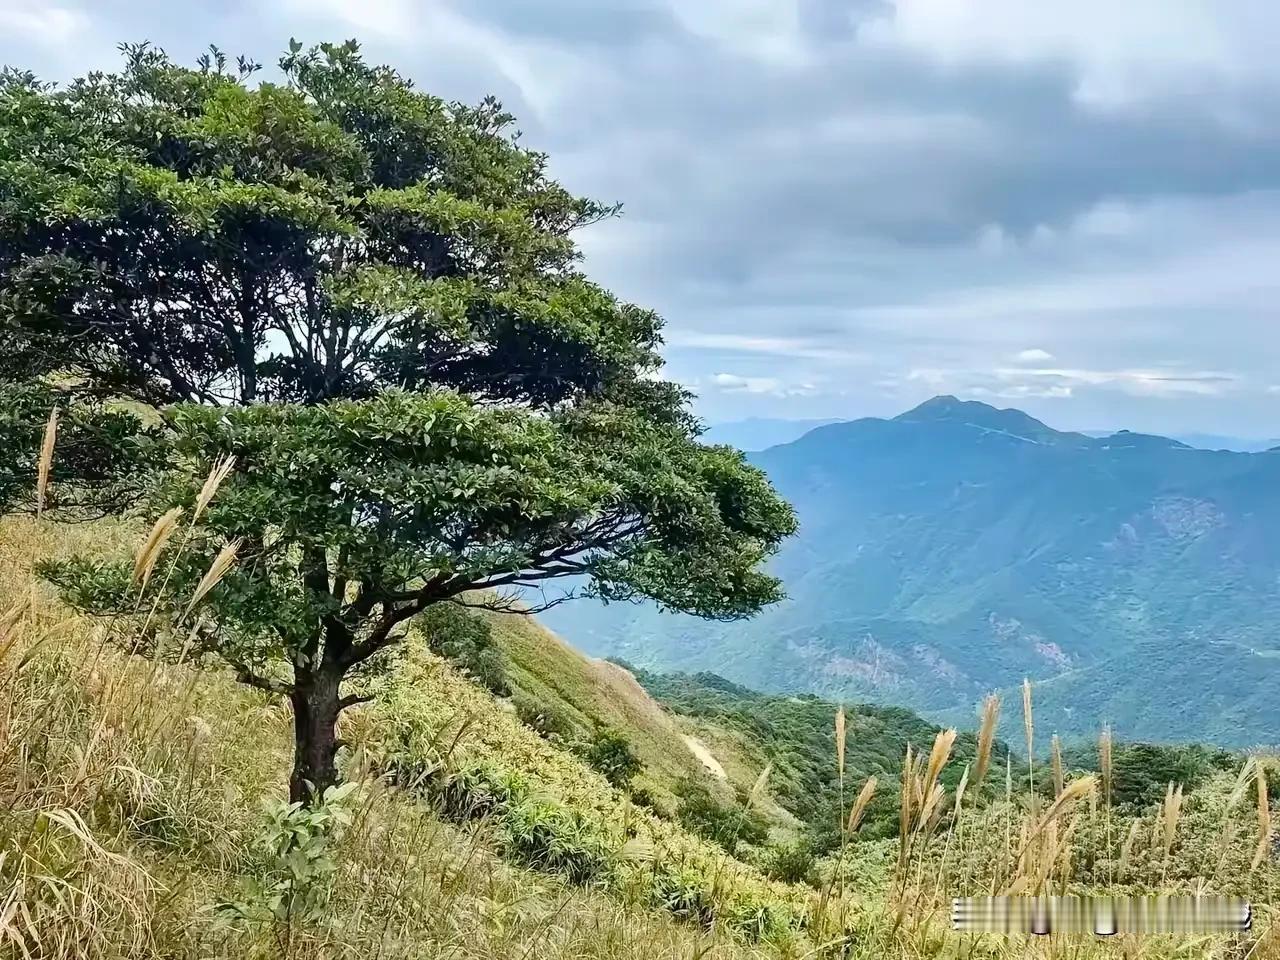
[681,735,726,779]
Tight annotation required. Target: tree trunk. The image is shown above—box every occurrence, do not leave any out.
[289,667,343,805]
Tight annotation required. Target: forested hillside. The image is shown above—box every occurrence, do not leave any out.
[547,395,1280,745]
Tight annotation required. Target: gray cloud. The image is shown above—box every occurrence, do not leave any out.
[5,0,1280,435]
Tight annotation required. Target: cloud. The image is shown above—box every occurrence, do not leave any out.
[860,0,1280,114]
[664,0,808,66]
[0,0,88,45]
[911,363,1241,402]
[666,330,871,364]
[5,1,1280,434]
[711,373,818,397]
[966,384,1074,400]
[994,367,1238,397]
[288,0,417,37]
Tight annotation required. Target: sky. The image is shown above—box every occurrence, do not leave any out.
[6,1,1280,437]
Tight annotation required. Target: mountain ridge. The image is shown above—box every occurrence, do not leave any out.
[544,396,1280,746]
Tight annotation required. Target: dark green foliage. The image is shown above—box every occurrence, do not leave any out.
[419,604,508,696]
[500,791,610,884]
[0,381,154,518]
[761,838,817,885]
[580,728,642,787]
[650,867,715,929]
[0,42,638,410]
[513,694,575,742]
[638,670,997,849]
[1063,741,1236,809]
[11,41,795,803]
[673,778,768,855]
[627,785,661,812]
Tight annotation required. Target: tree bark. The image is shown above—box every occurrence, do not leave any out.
[288,667,343,805]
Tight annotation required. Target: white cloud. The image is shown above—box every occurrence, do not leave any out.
[815,110,989,148]
[711,372,818,397]
[966,383,1074,400]
[1015,348,1054,363]
[286,0,418,36]
[668,330,870,364]
[861,0,1280,113]
[1073,202,1143,238]
[993,366,1237,397]
[0,0,87,45]
[908,363,1239,403]
[976,223,1008,255]
[666,0,808,66]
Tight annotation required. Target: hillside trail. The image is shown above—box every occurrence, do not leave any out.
[682,734,727,779]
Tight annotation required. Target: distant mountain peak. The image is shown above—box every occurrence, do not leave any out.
[903,394,964,413]
[895,395,1067,444]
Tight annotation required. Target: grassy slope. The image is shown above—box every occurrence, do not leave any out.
[633,669,1001,842]
[0,519,811,958]
[476,608,762,812]
[8,517,1280,959]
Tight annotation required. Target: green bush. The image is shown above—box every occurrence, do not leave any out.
[761,839,817,885]
[419,605,510,696]
[513,694,576,741]
[651,864,716,929]
[501,792,611,884]
[581,728,643,788]
[217,783,359,935]
[627,785,663,814]
[1107,743,1236,808]
[673,778,767,854]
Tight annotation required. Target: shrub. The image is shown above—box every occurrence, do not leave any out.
[501,793,611,884]
[762,839,817,885]
[627,785,663,814]
[581,728,643,788]
[650,864,716,929]
[217,783,359,937]
[1109,743,1236,808]
[673,778,767,854]
[419,605,510,696]
[513,694,576,741]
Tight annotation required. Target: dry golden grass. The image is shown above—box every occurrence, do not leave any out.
[7,513,1280,960]
[973,694,999,791]
[183,538,242,619]
[132,507,184,592]
[1,518,796,960]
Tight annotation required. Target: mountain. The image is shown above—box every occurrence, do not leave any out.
[1085,429,1280,453]
[1169,433,1280,453]
[544,395,1280,747]
[701,417,845,451]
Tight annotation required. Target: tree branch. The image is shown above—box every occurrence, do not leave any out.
[232,664,292,697]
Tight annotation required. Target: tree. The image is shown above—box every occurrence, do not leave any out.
[5,41,797,803]
[0,381,154,519]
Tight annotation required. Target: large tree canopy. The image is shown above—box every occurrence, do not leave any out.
[0,41,665,414]
[5,41,797,802]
